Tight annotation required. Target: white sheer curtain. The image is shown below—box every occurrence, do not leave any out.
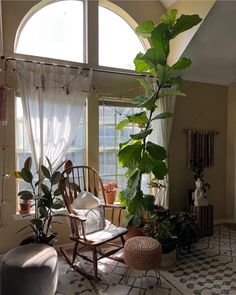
[151,89,176,208]
[16,61,92,170]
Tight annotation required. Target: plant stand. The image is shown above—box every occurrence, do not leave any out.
[190,204,214,237]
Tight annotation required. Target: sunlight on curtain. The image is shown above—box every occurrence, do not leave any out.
[16,61,92,170]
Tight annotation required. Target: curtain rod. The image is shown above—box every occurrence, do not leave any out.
[1,56,149,78]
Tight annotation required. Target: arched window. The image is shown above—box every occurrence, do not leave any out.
[15,0,85,63]
[99,5,146,70]
[15,0,147,70]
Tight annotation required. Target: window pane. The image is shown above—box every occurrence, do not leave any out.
[15,1,85,63]
[99,104,139,190]
[99,6,146,70]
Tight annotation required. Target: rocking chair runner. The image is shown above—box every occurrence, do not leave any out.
[59,165,127,282]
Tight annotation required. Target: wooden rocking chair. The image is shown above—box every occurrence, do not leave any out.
[59,165,127,282]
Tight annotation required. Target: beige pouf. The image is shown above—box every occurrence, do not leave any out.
[124,236,162,271]
[1,244,58,295]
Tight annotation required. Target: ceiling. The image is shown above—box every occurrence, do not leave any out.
[181,1,236,86]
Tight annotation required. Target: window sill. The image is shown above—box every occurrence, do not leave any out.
[12,208,67,221]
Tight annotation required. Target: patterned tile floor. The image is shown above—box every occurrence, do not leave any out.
[56,225,236,295]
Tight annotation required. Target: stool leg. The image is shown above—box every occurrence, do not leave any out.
[139,272,144,295]
[124,267,130,284]
[155,268,161,285]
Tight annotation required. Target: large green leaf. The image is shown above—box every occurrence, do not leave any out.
[52,198,65,209]
[146,141,167,161]
[21,168,33,183]
[151,23,170,59]
[53,188,61,196]
[18,190,33,200]
[130,129,153,140]
[116,119,129,130]
[127,170,140,188]
[31,218,43,229]
[131,95,146,106]
[151,112,173,121]
[39,206,47,218]
[156,65,173,86]
[134,52,151,73]
[172,57,191,70]
[141,48,166,68]
[51,171,61,185]
[128,111,148,125]
[139,91,157,111]
[45,156,52,172]
[161,9,177,26]
[152,161,168,180]
[135,20,155,38]
[138,152,153,173]
[41,165,51,180]
[121,187,138,201]
[118,142,143,169]
[171,14,202,39]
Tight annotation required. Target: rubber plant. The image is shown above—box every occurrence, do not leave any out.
[12,157,66,245]
[117,9,202,227]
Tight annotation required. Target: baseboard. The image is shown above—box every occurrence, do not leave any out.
[214,218,236,225]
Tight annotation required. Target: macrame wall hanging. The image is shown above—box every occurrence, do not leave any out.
[187,129,219,169]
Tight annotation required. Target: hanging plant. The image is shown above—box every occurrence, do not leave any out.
[117,9,202,227]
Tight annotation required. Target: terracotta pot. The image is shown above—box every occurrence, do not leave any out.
[19,200,32,214]
[105,191,116,204]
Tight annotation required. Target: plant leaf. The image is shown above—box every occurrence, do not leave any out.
[128,111,148,125]
[24,157,32,171]
[139,91,157,111]
[118,142,143,169]
[146,141,167,161]
[134,52,152,73]
[151,23,170,59]
[10,171,21,179]
[152,161,168,180]
[135,20,155,38]
[131,95,146,105]
[31,218,43,229]
[41,183,51,195]
[52,199,65,209]
[143,194,155,211]
[171,14,202,39]
[130,129,153,140]
[151,112,173,121]
[116,119,129,130]
[41,165,51,179]
[172,57,191,70]
[159,88,186,98]
[138,152,154,173]
[161,9,177,26]
[53,188,61,196]
[51,171,61,185]
[21,168,33,183]
[137,78,154,96]
[45,156,52,172]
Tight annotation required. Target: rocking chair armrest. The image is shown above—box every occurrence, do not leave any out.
[68,212,86,222]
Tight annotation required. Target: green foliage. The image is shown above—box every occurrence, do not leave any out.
[12,157,66,245]
[117,9,202,227]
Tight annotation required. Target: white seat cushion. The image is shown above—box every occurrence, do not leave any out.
[84,220,127,243]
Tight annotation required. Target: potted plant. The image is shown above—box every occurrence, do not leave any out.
[117,10,202,228]
[170,211,199,253]
[11,156,66,245]
[144,214,177,268]
[103,181,118,204]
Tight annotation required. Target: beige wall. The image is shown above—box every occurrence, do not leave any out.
[0,0,166,254]
[169,80,227,219]
[226,83,236,219]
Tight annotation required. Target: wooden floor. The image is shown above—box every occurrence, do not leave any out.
[221,222,236,231]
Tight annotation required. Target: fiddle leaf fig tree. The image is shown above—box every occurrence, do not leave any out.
[117,9,202,227]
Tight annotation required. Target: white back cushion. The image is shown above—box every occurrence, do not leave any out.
[72,191,100,209]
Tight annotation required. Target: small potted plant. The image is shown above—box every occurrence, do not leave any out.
[103,182,118,204]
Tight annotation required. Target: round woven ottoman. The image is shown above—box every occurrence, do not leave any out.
[1,244,58,295]
[124,236,162,271]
